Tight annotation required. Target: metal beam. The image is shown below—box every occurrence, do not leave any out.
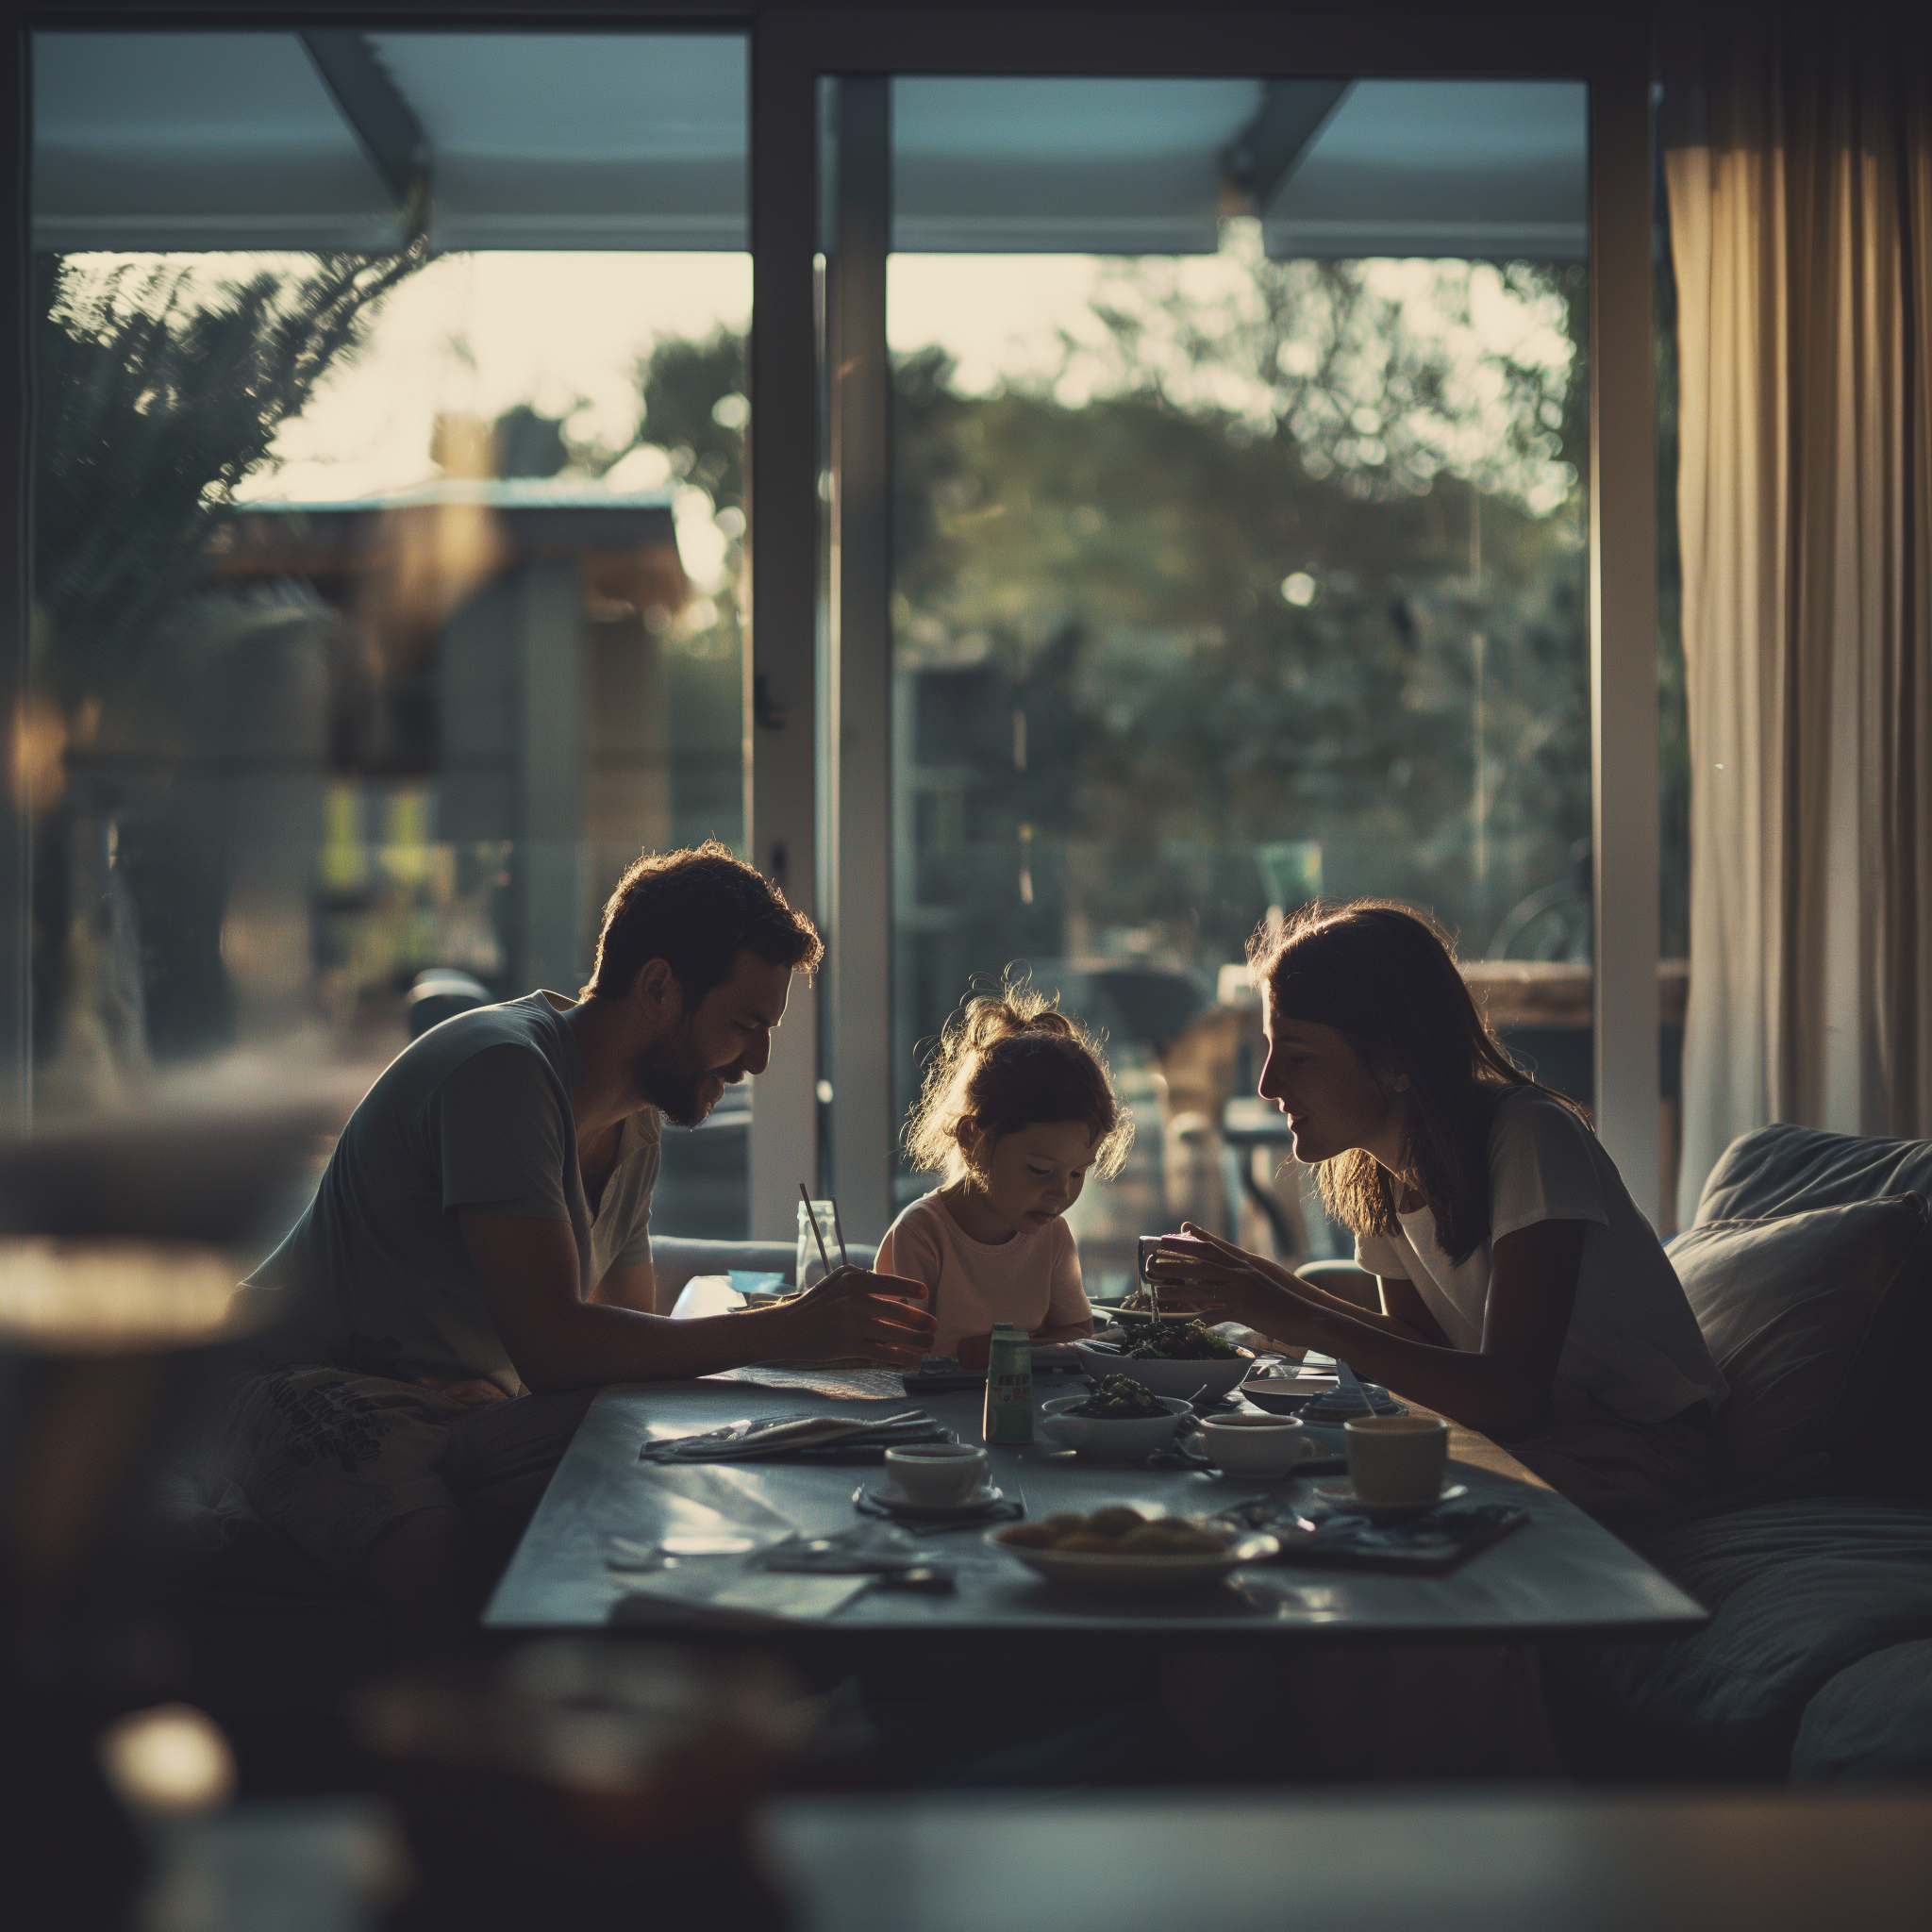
[823,75,894,1240]
[746,16,824,1238]
[1222,77,1352,214]
[1589,55,1663,1225]
[299,28,426,215]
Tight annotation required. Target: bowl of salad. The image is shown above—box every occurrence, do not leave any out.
[1038,1374,1194,1457]
[1075,1319,1256,1400]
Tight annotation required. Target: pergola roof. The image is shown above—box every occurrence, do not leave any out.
[33,31,1585,261]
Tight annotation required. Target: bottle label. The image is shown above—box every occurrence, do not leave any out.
[983,1344,1034,1443]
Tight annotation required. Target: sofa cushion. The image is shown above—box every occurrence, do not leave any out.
[1668,1195,1931,1494]
[1790,1637,1932,1784]
[1574,1496,1932,1774]
[1692,1123,1932,1499]
[1696,1122,1932,1224]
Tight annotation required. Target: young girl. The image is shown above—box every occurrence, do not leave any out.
[878,985,1134,1370]
[1154,901,1727,1525]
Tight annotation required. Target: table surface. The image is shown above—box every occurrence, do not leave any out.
[485,1377,1707,1641]
[762,1790,1932,1932]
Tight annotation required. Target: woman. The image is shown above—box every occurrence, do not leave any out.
[1155,900,1726,1525]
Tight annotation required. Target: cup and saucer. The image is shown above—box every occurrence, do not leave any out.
[1307,1477,1470,1524]
[862,1442,1007,1521]
[1311,1414,1465,1523]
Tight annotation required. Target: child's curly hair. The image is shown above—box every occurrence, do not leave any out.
[904,979,1134,1183]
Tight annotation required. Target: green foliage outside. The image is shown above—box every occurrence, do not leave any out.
[29,250,425,1085]
[618,245,1594,1008]
[32,249,425,710]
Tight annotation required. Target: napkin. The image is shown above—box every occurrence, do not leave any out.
[705,1364,914,1402]
[609,1567,870,1625]
[639,1408,944,1463]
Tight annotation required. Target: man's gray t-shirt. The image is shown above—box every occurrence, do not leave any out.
[246,991,660,1394]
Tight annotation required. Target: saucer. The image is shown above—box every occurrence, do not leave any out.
[1308,1477,1469,1524]
[866,1481,1006,1520]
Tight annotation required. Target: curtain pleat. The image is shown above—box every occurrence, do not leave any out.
[1666,6,1932,1215]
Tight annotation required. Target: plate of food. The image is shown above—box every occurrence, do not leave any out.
[989,1506,1278,1597]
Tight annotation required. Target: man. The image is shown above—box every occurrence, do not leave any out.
[225,842,932,1633]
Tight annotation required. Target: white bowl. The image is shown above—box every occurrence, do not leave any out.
[1074,1342,1254,1401]
[1193,1411,1321,1478]
[1038,1392,1192,1458]
[987,1521,1279,1597]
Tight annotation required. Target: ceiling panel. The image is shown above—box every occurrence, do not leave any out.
[1263,81,1589,262]
[891,78,1264,255]
[32,30,748,255]
[33,31,397,251]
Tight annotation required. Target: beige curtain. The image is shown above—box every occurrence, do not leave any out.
[1666,6,1932,1216]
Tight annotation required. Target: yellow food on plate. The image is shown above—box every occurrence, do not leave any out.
[1084,1505,1150,1538]
[1121,1521,1224,1556]
[996,1522,1062,1548]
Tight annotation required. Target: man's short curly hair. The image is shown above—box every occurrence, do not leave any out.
[582,841,822,1009]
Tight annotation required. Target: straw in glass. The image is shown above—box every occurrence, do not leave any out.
[799,1182,835,1281]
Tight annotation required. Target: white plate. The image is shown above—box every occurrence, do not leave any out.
[1308,1478,1469,1524]
[987,1524,1279,1597]
[866,1482,1006,1519]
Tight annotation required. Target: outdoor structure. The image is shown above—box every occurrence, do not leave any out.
[204,482,688,1003]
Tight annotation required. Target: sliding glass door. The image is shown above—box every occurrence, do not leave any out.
[869,76,1591,1280]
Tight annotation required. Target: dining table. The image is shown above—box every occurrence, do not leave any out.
[483,1368,1707,1645]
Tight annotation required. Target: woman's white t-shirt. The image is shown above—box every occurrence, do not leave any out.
[1354,1089,1726,1426]
[875,1191,1091,1358]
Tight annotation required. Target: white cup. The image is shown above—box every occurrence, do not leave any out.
[1343,1415,1450,1505]
[884,1441,988,1506]
[1196,1412,1315,1478]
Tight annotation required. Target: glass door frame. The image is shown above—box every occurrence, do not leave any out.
[0,7,1659,1237]
[750,8,1660,1239]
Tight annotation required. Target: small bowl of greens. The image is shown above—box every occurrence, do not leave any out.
[1039,1374,1195,1458]
[1076,1320,1256,1401]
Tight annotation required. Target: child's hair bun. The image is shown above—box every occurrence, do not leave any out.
[958,987,1078,1053]
[904,974,1133,1181]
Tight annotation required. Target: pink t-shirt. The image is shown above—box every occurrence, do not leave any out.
[875,1191,1091,1358]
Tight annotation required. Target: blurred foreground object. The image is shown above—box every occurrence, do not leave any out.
[765,1788,1932,1932]
[0,1083,367,1925]
[0,1067,369,1245]
[353,1640,819,1929]
[99,1701,238,1818]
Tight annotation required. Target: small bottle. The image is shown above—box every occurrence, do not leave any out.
[983,1324,1034,1445]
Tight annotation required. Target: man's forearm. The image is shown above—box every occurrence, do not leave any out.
[512,1301,806,1391]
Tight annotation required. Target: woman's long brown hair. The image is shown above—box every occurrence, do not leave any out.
[1249,900,1591,1263]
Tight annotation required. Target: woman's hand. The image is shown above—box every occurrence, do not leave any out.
[1148,1224,1324,1345]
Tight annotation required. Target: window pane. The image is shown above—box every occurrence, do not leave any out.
[888,77,1590,1291]
[30,29,751,1237]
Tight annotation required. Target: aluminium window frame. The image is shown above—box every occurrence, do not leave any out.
[0,6,1658,1236]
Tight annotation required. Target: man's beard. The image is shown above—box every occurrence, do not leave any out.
[634,1029,724,1127]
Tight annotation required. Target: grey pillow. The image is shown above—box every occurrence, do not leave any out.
[1669,1193,1930,1493]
